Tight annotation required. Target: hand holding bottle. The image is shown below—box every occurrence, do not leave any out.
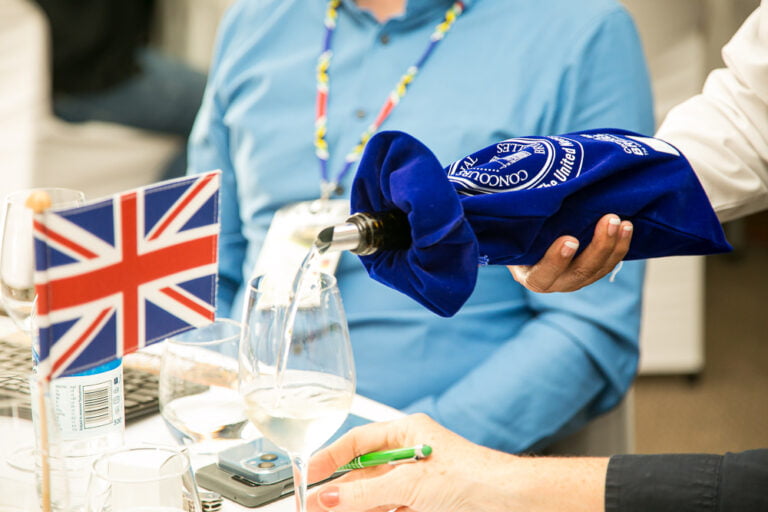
[508,214,634,293]
[329,129,729,316]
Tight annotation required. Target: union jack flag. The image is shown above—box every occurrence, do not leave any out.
[33,172,221,380]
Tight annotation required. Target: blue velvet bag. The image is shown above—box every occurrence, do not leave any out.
[351,129,731,317]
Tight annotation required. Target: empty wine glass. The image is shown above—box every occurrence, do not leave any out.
[159,319,256,467]
[86,445,201,512]
[0,187,85,333]
[240,272,355,512]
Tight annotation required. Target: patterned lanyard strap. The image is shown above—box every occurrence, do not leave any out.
[315,0,465,199]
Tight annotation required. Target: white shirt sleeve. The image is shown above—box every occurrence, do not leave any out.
[656,2,768,223]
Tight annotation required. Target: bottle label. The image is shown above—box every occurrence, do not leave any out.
[49,364,124,440]
[446,132,683,196]
[447,135,588,194]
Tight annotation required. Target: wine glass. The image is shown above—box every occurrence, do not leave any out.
[240,272,355,512]
[86,445,201,512]
[0,188,85,510]
[0,187,85,333]
[159,318,257,467]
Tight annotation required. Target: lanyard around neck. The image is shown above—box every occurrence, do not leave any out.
[315,0,465,200]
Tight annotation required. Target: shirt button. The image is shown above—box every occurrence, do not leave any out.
[355,109,367,119]
[380,33,390,45]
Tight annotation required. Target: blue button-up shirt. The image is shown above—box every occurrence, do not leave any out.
[190,0,654,452]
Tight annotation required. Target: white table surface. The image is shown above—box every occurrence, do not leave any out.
[0,316,404,511]
[126,395,403,511]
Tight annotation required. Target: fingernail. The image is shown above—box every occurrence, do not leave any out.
[561,240,579,258]
[607,216,621,237]
[621,224,633,239]
[319,487,340,509]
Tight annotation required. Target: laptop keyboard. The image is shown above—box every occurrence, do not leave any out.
[0,338,160,422]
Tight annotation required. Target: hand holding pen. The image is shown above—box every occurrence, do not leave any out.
[308,413,520,512]
[338,444,433,470]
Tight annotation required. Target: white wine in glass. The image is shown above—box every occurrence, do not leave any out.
[159,318,256,466]
[240,271,355,512]
[0,188,85,332]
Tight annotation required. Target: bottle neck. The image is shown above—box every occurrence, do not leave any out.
[315,210,411,255]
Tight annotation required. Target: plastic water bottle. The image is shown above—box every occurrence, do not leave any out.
[32,359,124,512]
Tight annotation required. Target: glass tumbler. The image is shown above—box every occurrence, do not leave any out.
[86,445,201,512]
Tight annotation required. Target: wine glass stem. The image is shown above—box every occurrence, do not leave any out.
[291,454,310,512]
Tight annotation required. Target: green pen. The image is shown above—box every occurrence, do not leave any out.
[338,444,433,470]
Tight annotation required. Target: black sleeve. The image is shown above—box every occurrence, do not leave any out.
[605,449,768,512]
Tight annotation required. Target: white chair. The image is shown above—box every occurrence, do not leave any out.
[34,117,181,200]
[0,0,45,201]
[0,0,45,272]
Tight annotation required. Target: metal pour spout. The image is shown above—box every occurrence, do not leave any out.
[315,222,363,254]
[314,210,412,256]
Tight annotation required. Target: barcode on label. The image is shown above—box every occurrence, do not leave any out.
[81,381,113,429]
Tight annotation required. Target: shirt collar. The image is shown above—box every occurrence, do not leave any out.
[338,0,473,26]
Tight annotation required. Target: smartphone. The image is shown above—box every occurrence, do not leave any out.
[195,463,296,508]
[217,436,292,485]
[197,414,371,506]
[217,414,371,484]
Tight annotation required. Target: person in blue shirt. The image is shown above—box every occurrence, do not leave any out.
[189,0,654,453]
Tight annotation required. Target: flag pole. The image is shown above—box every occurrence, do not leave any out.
[27,191,53,512]
[36,379,52,512]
